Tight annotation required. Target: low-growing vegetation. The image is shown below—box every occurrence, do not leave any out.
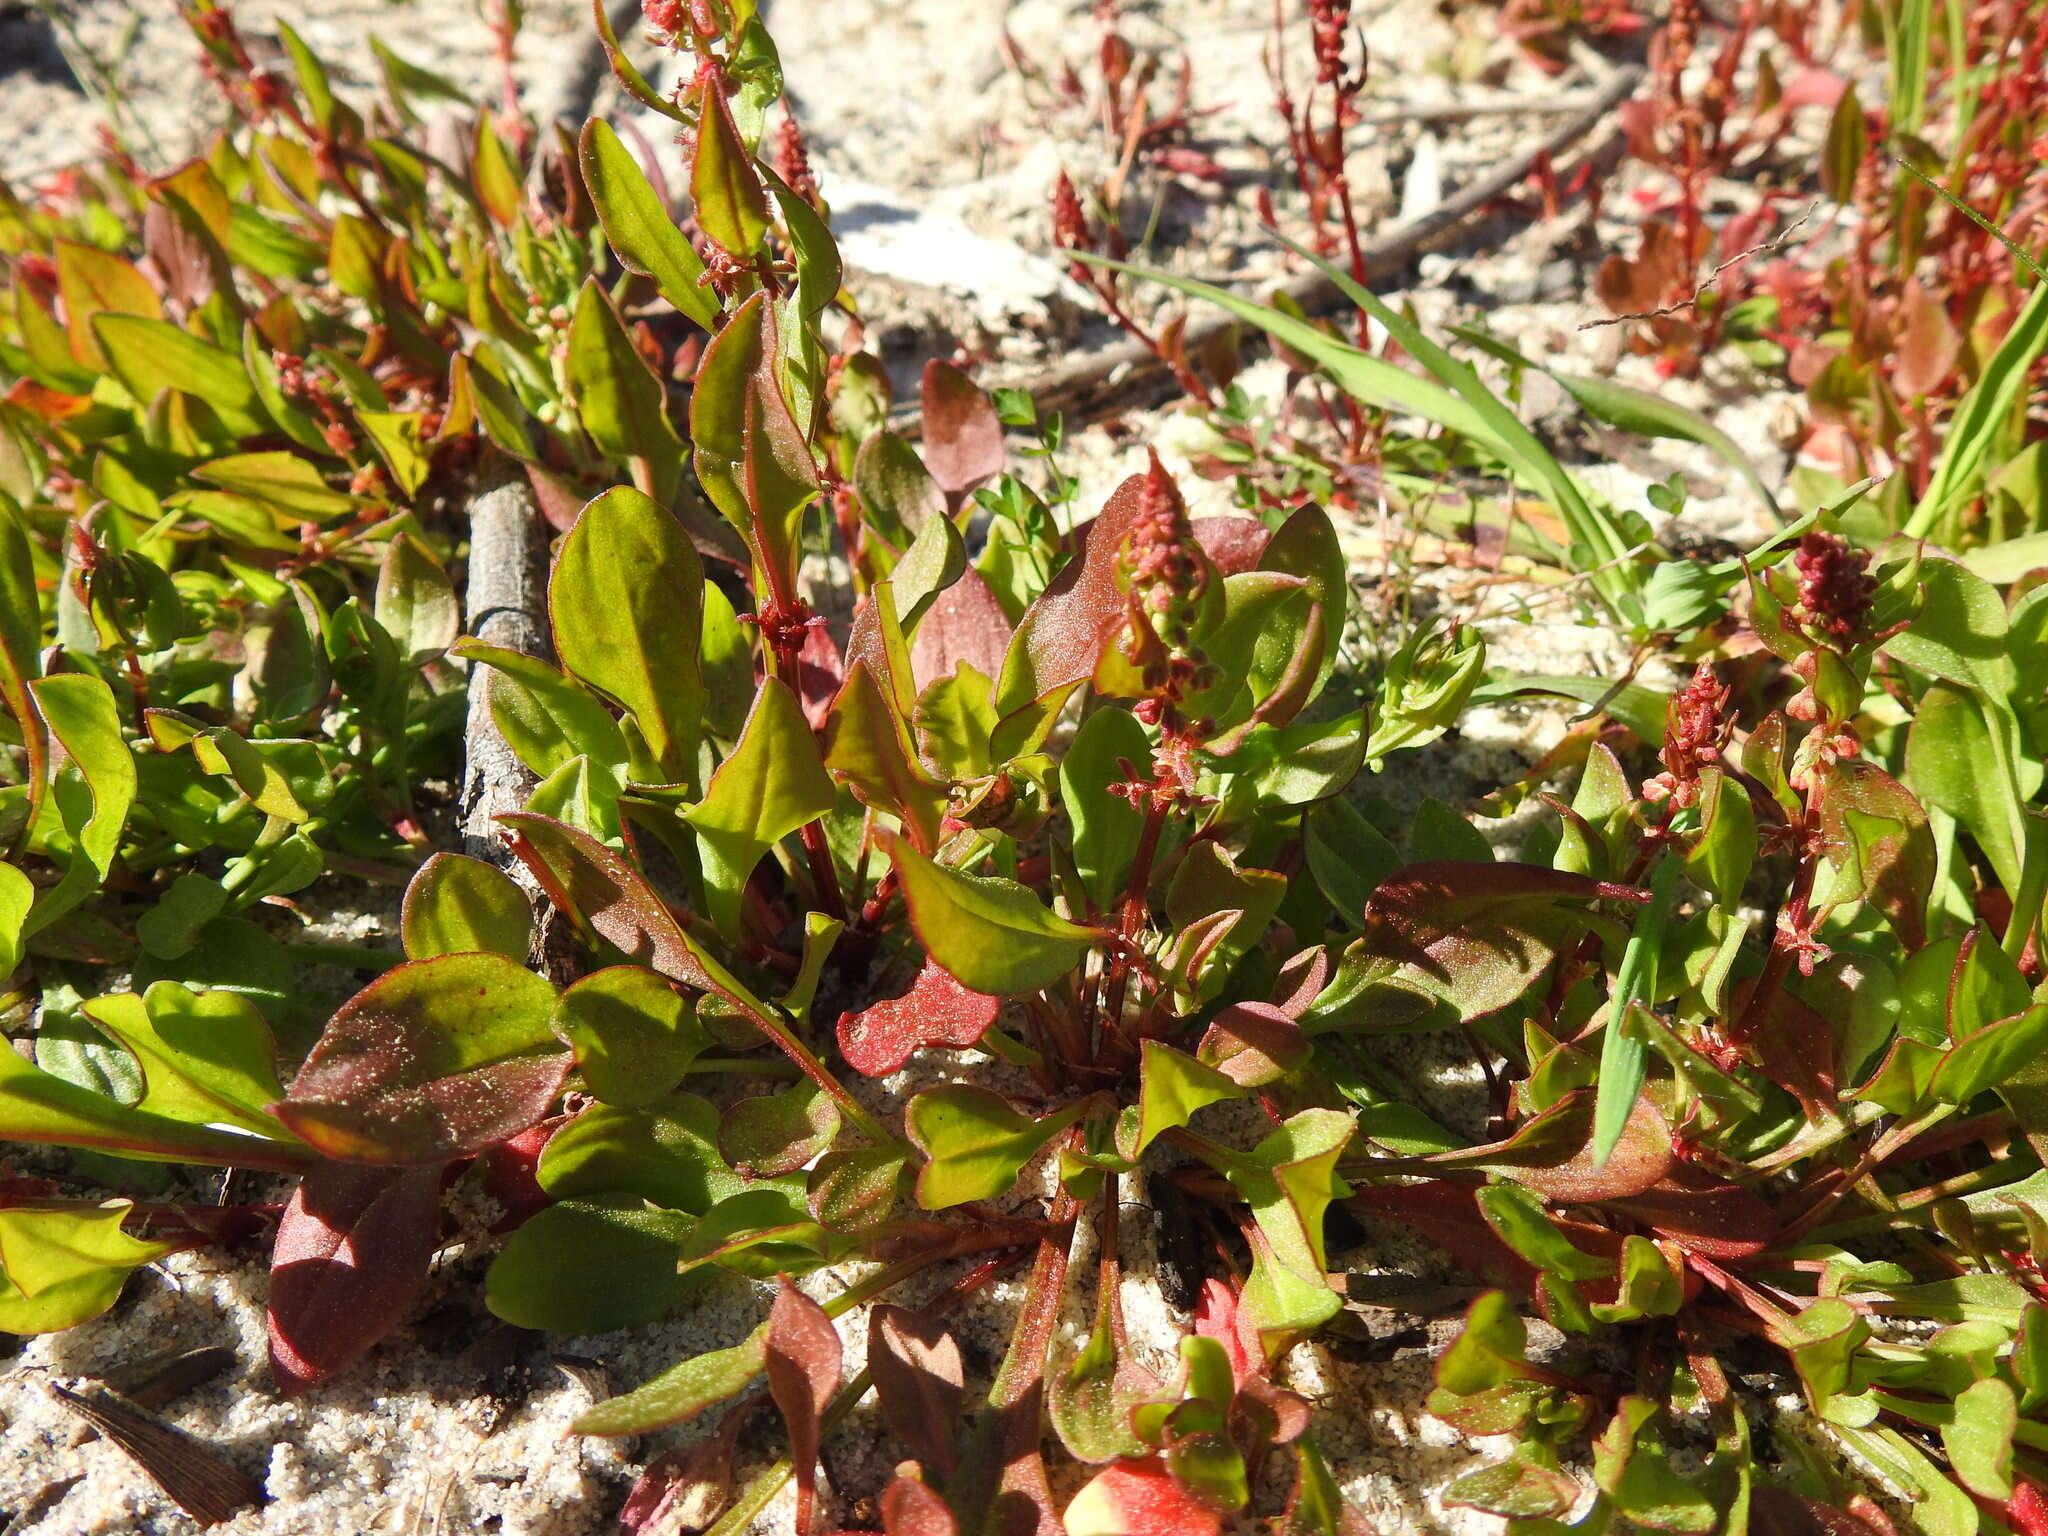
[4,0,2048,1532]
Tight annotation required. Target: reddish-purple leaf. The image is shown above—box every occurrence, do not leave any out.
[766,1278,842,1536]
[267,1162,442,1394]
[1749,1488,1896,1536]
[1816,757,1934,951]
[797,620,845,730]
[479,1114,567,1232]
[1355,861,1625,1022]
[500,812,716,991]
[882,1468,961,1536]
[919,360,1004,505]
[273,953,567,1165]
[868,1305,965,1483]
[1190,515,1271,575]
[997,473,1148,710]
[910,570,1013,693]
[1272,948,1330,1019]
[620,1401,751,1534]
[1064,1460,1223,1536]
[1196,1002,1309,1088]
[1348,1183,1542,1292]
[1511,1094,1675,1204]
[837,960,1002,1076]
[1604,1162,1778,1260]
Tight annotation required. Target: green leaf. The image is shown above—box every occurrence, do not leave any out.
[1906,678,2029,893]
[1120,1042,1242,1161]
[888,833,1098,995]
[400,852,532,961]
[690,293,818,594]
[907,1085,1088,1208]
[195,451,356,519]
[0,1034,311,1170]
[683,678,837,940]
[1164,840,1287,1005]
[579,119,719,330]
[1061,706,1149,912]
[25,673,136,936]
[0,862,31,977]
[1229,1109,1352,1285]
[1476,1182,1611,1281]
[1687,766,1754,905]
[187,725,311,823]
[1304,798,1399,926]
[573,1326,769,1435]
[274,953,566,1164]
[539,1093,742,1212]
[551,486,705,783]
[555,966,709,1108]
[486,1196,703,1333]
[690,73,770,259]
[567,281,685,504]
[1084,247,1643,622]
[913,662,998,781]
[93,314,266,437]
[375,533,459,663]
[357,410,431,499]
[78,983,289,1141]
[54,239,161,371]
[470,110,522,227]
[893,511,967,633]
[721,1080,838,1178]
[1592,1398,1718,1534]
[824,658,948,852]
[1932,1001,2048,1105]
[1942,1377,2015,1499]
[0,1202,176,1334]
[453,641,631,786]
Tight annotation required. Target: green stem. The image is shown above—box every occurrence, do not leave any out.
[683,1056,804,1079]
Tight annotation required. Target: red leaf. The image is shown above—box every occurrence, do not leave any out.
[268,1162,441,1394]
[273,953,568,1165]
[1196,1002,1309,1087]
[909,570,1013,693]
[1003,473,1149,705]
[882,1468,960,1536]
[868,1306,965,1483]
[1356,862,1623,1022]
[500,812,717,991]
[1604,1162,1778,1260]
[1512,1094,1675,1204]
[1348,1183,1542,1291]
[1272,948,1330,1018]
[620,1402,750,1533]
[480,1114,567,1232]
[1063,1461,1223,1536]
[1192,1279,1253,1389]
[919,360,1004,505]
[1190,515,1270,575]
[838,960,1002,1076]
[797,621,845,730]
[766,1278,843,1536]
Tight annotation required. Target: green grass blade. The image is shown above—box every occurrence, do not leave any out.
[1593,848,1681,1165]
[1261,236,1646,622]
[1073,248,1645,625]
